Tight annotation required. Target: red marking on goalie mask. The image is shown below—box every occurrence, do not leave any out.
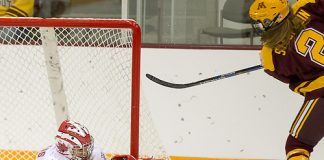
[57,142,69,153]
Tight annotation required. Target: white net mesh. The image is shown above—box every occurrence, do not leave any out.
[0,18,168,160]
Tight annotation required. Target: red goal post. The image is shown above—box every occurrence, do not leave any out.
[0,17,167,160]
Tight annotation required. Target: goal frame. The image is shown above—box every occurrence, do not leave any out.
[0,17,141,159]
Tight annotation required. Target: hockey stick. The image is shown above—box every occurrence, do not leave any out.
[146,65,263,89]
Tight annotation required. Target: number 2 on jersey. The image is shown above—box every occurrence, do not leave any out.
[295,28,324,67]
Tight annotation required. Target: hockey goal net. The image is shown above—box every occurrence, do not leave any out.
[0,18,168,160]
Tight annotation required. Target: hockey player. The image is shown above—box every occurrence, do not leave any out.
[249,0,324,160]
[0,0,34,17]
[37,120,107,160]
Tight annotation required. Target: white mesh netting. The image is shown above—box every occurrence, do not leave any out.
[0,18,168,160]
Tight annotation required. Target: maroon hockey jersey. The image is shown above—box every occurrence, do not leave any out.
[260,0,324,100]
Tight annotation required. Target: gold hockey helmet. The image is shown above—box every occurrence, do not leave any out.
[249,0,290,34]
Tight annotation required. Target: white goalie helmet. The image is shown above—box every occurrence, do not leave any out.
[55,120,94,160]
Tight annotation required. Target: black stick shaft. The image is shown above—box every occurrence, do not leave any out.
[146,65,263,89]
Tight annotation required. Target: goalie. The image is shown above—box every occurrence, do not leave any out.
[37,120,107,160]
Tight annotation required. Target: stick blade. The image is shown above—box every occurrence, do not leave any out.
[145,74,189,89]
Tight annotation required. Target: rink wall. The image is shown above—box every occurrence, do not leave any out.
[141,48,324,160]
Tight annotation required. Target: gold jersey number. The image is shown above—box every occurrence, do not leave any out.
[295,28,324,67]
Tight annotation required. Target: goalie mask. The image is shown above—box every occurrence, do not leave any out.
[249,0,290,35]
[55,120,94,160]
